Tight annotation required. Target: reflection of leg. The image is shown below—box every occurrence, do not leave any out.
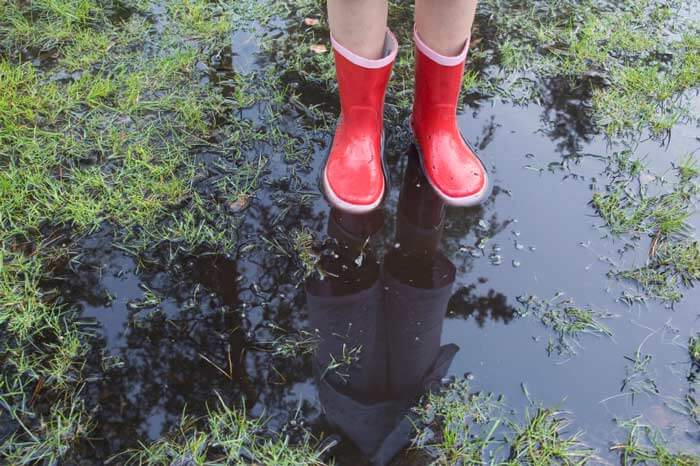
[308,208,386,396]
[411,0,489,207]
[307,208,387,395]
[383,251,455,397]
[306,251,394,460]
[306,261,386,397]
[396,146,446,258]
[324,0,397,212]
[384,146,457,398]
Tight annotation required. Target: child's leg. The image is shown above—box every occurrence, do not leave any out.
[328,0,388,59]
[414,0,477,56]
[323,0,398,213]
[411,0,489,207]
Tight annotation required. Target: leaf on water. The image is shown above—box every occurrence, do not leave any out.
[227,195,249,212]
[310,44,327,54]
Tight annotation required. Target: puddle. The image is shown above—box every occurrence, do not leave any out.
[17,0,700,464]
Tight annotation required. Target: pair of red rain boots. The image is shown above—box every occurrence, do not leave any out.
[323,28,489,213]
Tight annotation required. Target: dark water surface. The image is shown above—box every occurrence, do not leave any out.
[54,8,700,465]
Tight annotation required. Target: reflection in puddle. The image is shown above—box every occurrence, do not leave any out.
[307,147,462,464]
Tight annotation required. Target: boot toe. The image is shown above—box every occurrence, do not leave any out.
[419,134,488,205]
[324,148,385,211]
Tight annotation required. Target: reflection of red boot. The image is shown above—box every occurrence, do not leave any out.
[323,31,398,213]
[411,27,489,206]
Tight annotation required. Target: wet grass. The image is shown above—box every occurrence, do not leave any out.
[411,378,597,464]
[509,406,595,465]
[611,417,700,465]
[477,0,700,137]
[114,394,331,465]
[0,0,297,462]
[515,293,615,357]
[291,227,321,279]
[592,152,700,303]
[1,0,699,463]
[272,0,700,138]
[691,334,700,367]
[620,338,660,403]
[260,322,319,359]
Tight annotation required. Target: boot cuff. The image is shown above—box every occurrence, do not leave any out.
[331,29,398,69]
[414,25,469,66]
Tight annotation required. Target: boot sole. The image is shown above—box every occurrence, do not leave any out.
[409,121,492,207]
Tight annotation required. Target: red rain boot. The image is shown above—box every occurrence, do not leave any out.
[411,27,489,206]
[323,31,398,213]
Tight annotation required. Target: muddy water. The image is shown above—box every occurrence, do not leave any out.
[56,10,700,466]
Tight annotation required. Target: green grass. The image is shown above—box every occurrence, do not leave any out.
[2,396,93,465]
[412,379,506,463]
[691,334,700,367]
[261,322,320,359]
[0,0,293,462]
[116,394,331,465]
[412,378,597,464]
[477,0,700,137]
[620,338,659,403]
[515,293,615,356]
[591,152,699,303]
[291,227,320,279]
[508,407,595,465]
[611,418,700,466]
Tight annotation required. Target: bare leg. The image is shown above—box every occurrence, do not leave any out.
[414,0,477,56]
[328,0,389,59]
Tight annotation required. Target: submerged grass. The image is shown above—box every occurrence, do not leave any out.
[116,394,331,465]
[691,334,700,367]
[508,406,595,465]
[611,417,700,466]
[515,292,615,357]
[0,0,297,462]
[411,378,597,465]
[592,151,700,303]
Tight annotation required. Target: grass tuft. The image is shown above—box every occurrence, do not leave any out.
[117,394,331,466]
[611,417,700,466]
[412,378,597,464]
[691,334,700,367]
[509,406,595,465]
[516,293,615,356]
[592,152,700,303]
